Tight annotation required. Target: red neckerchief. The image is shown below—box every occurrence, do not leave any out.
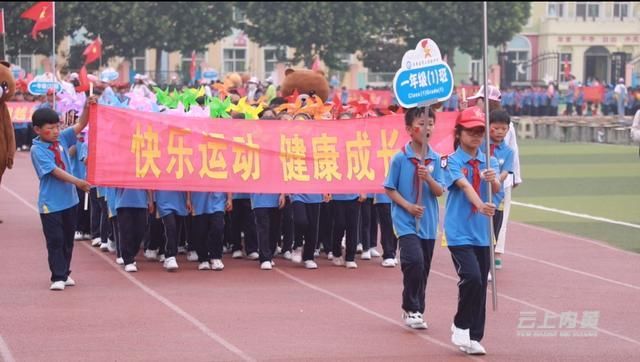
[467,159,481,212]
[490,143,497,157]
[48,141,66,171]
[402,144,431,203]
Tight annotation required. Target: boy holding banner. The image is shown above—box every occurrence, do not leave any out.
[383,107,445,329]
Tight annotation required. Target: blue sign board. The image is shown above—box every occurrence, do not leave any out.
[28,81,62,96]
[202,69,218,81]
[393,64,453,108]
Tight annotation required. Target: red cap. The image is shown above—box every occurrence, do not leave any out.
[457,106,486,129]
[46,88,56,95]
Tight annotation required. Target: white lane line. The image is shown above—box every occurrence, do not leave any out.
[506,250,640,291]
[274,269,484,361]
[430,270,640,347]
[0,335,16,362]
[510,220,640,258]
[512,201,640,230]
[2,184,255,362]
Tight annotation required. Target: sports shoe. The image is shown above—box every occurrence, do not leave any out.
[100,243,109,252]
[382,258,396,268]
[327,252,334,260]
[83,233,92,240]
[222,245,230,254]
[91,237,102,247]
[177,246,187,255]
[74,231,84,241]
[163,257,179,271]
[403,311,427,329]
[124,264,138,272]
[144,249,159,260]
[158,254,166,263]
[50,281,65,291]
[247,252,260,260]
[460,340,487,355]
[360,251,371,260]
[232,250,244,259]
[107,239,116,253]
[275,246,282,256]
[115,257,124,265]
[356,243,364,253]
[451,324,471,348]
[495,258,503,270]
[260,261,272,270]
[304,260,318,269]
[291,248,303,264]
[346,261,358,269]
[64,277,76,286]
[332,256,345,267]
[198,261,211,270]
[211,259,224,271]
[187,251,199,262]
[488,272,492,282]
[369,248,381,257]
[314,249,320,257]
[282,251,292,260]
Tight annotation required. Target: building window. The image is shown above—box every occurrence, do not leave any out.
[181,51,205,82]
[547,2,564,17]
[223,48,246,73]
[232,7,246,23]
[470,60,481,83]
[576,2,600,20]
[560,53,572,82]
[264,48,285,75]
[613,2,629,20]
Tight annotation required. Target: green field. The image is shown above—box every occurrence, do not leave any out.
[510,139,640,253]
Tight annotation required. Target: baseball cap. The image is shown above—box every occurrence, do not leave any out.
[468,85,501,101]
[456,106,486,129]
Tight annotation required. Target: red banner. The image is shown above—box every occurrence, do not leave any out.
[583,86,605,102]
[7,102,38,123]
[88,105,457,193]
[348,90,395,107]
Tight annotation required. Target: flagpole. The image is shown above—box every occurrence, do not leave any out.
[52,1,56,110]
[482,1,498,311]
[99,34,102,69]
[2,9,6,60]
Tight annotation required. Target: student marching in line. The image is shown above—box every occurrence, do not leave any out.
[69,130,91,241]
[330,193,365,269]
[229,193,259,260]
[358,193,381,260]
[445,106,500,355]
[115,188,152,272]
[384,106,445,329]
[30,97,95,291]
[155,190,189,271]
[251,193,286,270]
[189,191,231,271]
[290,193,325,269]
[373,192,397,268]
[104,187,122,265]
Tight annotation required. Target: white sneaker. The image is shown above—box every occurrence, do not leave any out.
[115,257,124,265]
[50,281,65,291]
[91,237,101,247]
[304,260,318,269]
[158,254,166,263]
[360,251,371,260]
[356,243,364,253]
[232,250,244,259]
[124,264,138,272]
[403,311,428,329]
[451,324,471,348]
[275,246,282,256]
[64,277,76,286]
[488,272,492,282]
[346,261,358,269]
[107,239,116,253]
[144,249,159,260]
[100,243,109,252]
[222,245,230,254]
[198,261,211,270]
[177,246,187,255]
[332,256,345,267]
[83,233,92,240]
[247,252,259,260]
[163,257,179,271]
[260,261,272,270]
[187,251,199,262]
[211,259,224,271]
[382,258,396,268]
[291,248,303,264]
[369,248,381,257]
[460,340,487,355]
[327,252,334,260]
[314,249,320,257]
[282,251,292,260]
[74,231,84,241]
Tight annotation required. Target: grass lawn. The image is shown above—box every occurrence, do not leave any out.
[509,139,640,253]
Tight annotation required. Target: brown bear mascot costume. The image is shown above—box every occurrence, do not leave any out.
[0,61,17,222]
[280,69,330,102]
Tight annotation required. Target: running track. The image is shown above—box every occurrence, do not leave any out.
[0,152,638,361]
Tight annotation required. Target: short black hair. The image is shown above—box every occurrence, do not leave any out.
[32,107,60,128]
[404,106,435,127]
[489,109,510,125]
[269,97,286,107]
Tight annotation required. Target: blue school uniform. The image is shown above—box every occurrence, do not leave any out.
[290,194,323,204]
[30,127,79,214]
[373,193,391,204]
[233,193,250,200]
[251,193,280,209]
[104,187,118,218]
[115,188,148,209]
[383,141,445,240]
[155,190,188,217]
[332,193,358,201]
[69,141,87,180]
[444,147,500,247]
[191,192,226,215]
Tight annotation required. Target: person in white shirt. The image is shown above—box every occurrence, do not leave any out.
[614,78,628,117]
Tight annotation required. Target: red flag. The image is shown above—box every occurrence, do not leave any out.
[189,50,196,80]
[0,9,5,35]
[83,37,102,65]
[21,2,54,39]
[75,65,90,92]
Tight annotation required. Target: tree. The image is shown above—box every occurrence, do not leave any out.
[238,2,380,70]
